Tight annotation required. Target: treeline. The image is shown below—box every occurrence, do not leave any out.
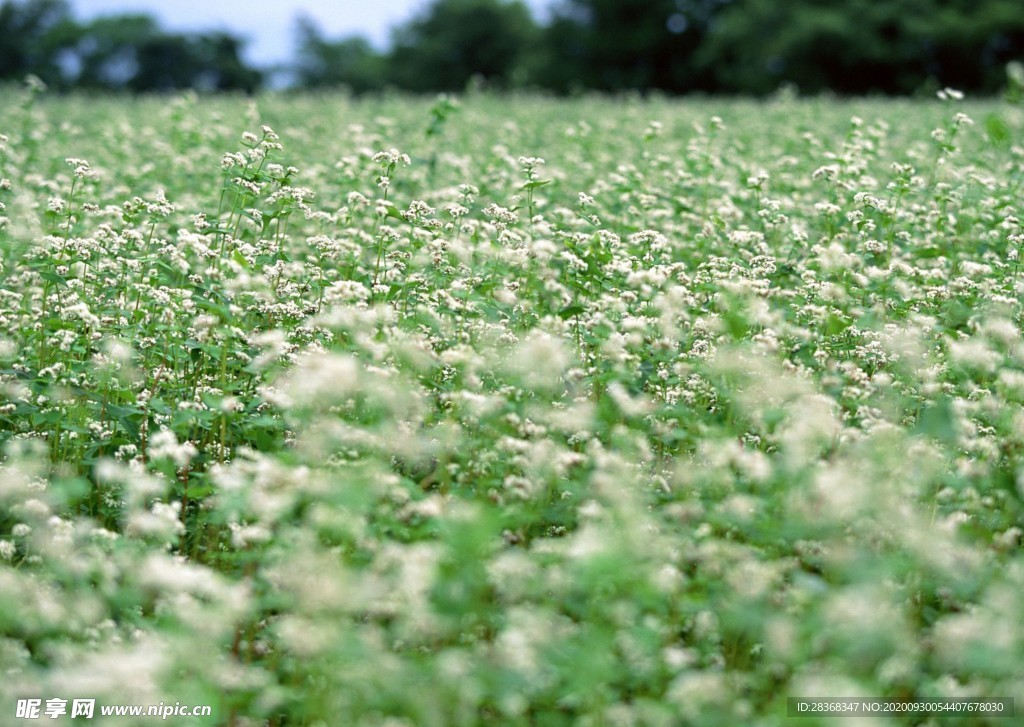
[3,0,1023,95]
[0,0,260,92]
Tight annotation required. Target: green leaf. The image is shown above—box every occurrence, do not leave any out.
[984,114,1011,147]
[723,308,749,340]
[193,294,232,322]
[39,271,68,287]
[186,481,215,499]
[915,397,958,445]
[377,200,405,221]
[823,313,850,337]
[558,304,586,320]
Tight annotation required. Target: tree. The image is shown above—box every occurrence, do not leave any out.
[532,0,729,93]
[386,0,537,92]
[293,15,385,93]
[57,14,261,92]
[195,33,262,92]
[0,1,261,93]
[696,0,1024,95]
[70,14,160,89]
[131,32,261,92]
[911,0,1024,93]
[0,0,77,87]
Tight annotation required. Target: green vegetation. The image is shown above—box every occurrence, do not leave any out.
[0,0,261,92]
[2,0,1023,95]
[1,85,1023,725]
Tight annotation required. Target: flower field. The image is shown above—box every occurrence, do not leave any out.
[1,84,1023,725]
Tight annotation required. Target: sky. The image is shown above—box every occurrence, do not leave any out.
[68,0,553,68]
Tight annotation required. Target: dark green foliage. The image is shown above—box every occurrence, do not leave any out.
[0,0,260,92]
[293,15,387,93]
[70,15,161,89]
[386,0,537,92]
[0,0,77,87]
[0,0,1021,94]
[530,0,727,93]
[696,0,1024,95]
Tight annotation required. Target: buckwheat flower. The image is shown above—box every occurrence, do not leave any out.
[0,539,15,560]
[443,202,468,218]
[144,189,174,217]
[690,339,711,358]
[496,607,566,675]
[65,157,98,180]
[746,172,769,189]
[947,338,1000,374]
[952,112,974,128]
[980,316,1019,345]
[518,155,545,177]
[229,522,272,548]
[750,254,776,275]
[191,212,211,232]
[372,148,411,167]
[607,381,652,416]
[128,500,184,540]
[221,151,246,169]
[401,199,436,222]
[47,515,75,548]
[483,203,518,225]
[932,602,1011,674]
[993,526,1022,551]
[812,164,840,182]
[937,87,964,100]
[17,498,51,520]
[503,330,571,392]
[283,351,360,408]
[629,229,669,249]
[148,429,198,468]
[236,177,263,197]
[566,522,609,559]
[397,495,445,521]
[503,474,537,500]
[641,120,663,139]
[667,671,730,720]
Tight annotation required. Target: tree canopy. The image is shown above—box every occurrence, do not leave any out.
[387,0,536,92]
[0,0,1021,95]
[0,0,260,92]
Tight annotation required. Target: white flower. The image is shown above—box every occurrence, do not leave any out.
[148,429,198,468]
[372,148,411,167]
[503,330,572,391]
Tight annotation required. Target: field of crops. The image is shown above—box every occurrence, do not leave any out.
[1,83,1023,725]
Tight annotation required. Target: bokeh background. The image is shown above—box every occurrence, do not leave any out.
[1,0,1023,95]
